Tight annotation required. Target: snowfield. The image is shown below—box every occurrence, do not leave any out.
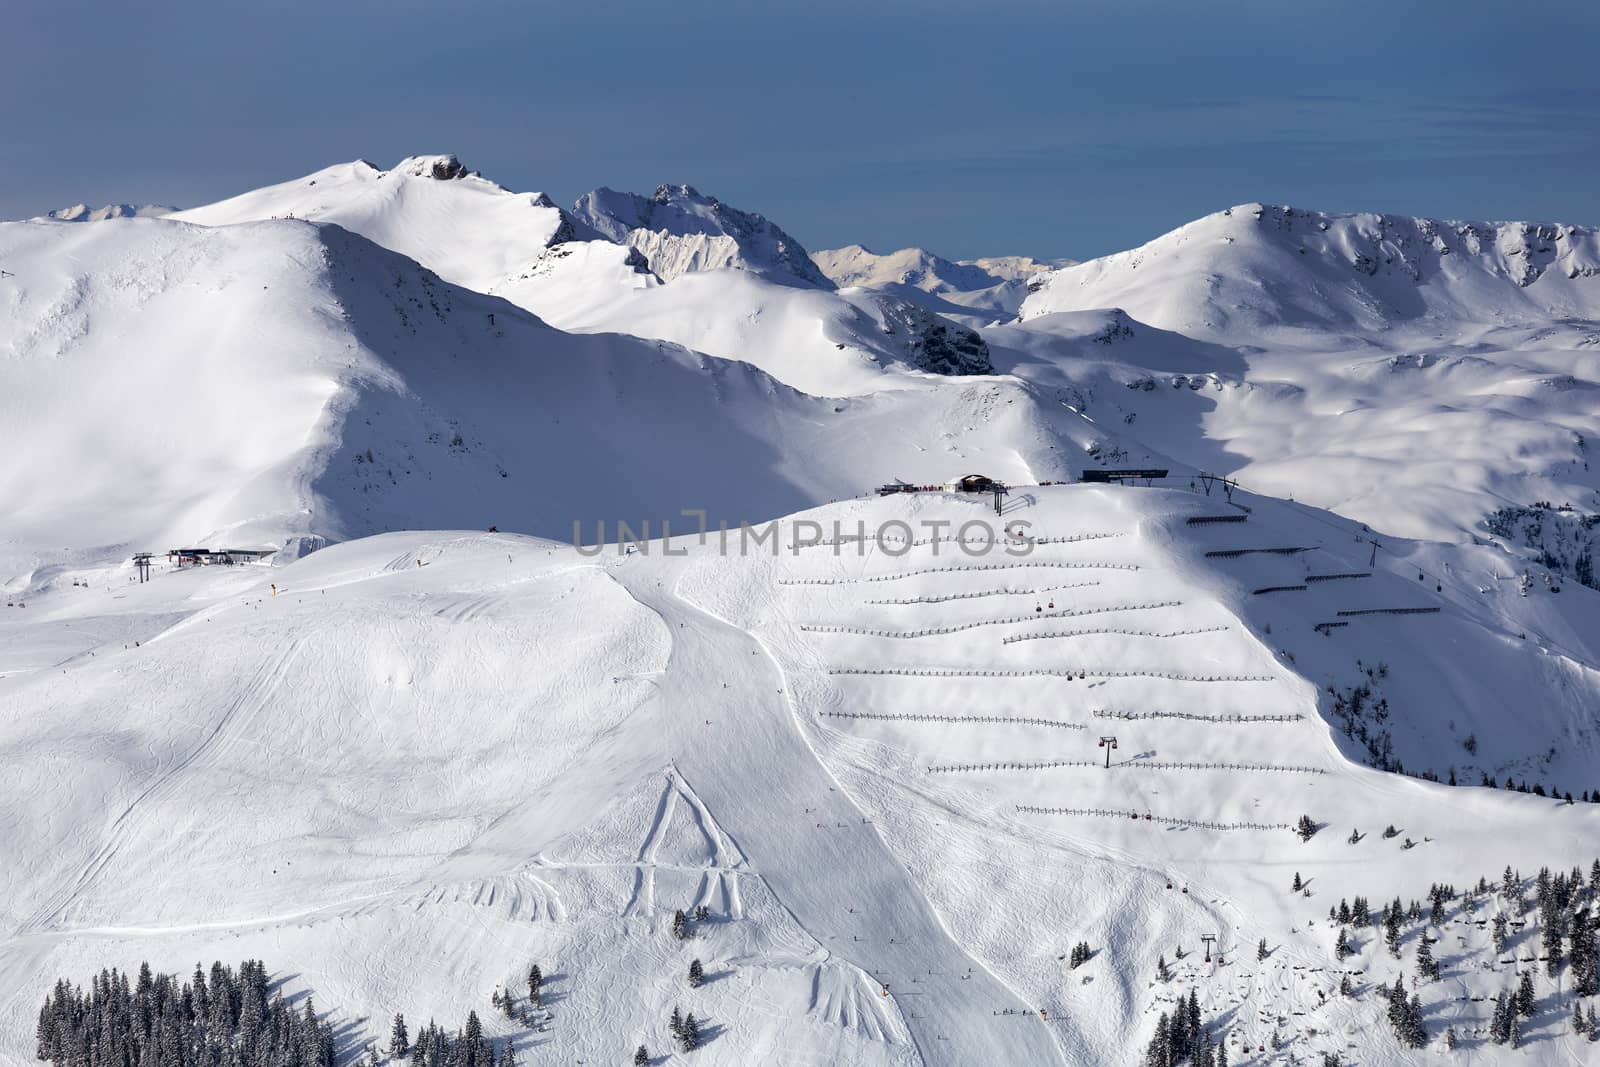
[4,160,1600,1066]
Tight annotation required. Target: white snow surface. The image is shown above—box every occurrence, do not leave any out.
[3,490,1599,1066]
[42,203,175,222]
[5,166,1600,1066]
[814,245,1072,324]
[172,156,593,294]
[574,184,832,288]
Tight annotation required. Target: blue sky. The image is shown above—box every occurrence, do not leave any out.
[5,0,1598,259]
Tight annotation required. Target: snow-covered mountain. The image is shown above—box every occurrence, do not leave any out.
[43,202,174,222]
[5,489,1599,1067]
[574,183,833,288]
[0,212,1064,579]
[173,155,596,294]
[1007,204,1600,551]
[164,158,994,394]
[1020,202,1600,335]
[814,244,1072,323]
[7,165,1600,1067]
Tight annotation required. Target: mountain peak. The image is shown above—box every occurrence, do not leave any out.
[573,184,831,288]
[396,153,471,181]
[1021,201,1600,333]
[43,203,174,223]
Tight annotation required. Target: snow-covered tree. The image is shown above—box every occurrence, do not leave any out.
[389,1013,409,1060]
[1516,969,1536,1017]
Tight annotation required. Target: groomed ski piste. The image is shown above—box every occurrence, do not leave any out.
[3,484,1599,1065]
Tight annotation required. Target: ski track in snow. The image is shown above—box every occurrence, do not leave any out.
[609,555,1069,1067]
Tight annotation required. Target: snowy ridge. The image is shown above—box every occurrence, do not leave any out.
[172,155,597,294]
[574,183,833,288]
[0,213,1083,577]
[1020,202,1600,334]
[815,244,1071,323]
[43,203,174,222]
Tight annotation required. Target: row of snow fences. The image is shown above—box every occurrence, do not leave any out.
[1185,514,1248,525]
[778,561,1141,585]
[1335,606,1441,617]
[930,759,1323,775]
[866,581,1102,605]
[829,667,1275,682]
[797,531,1125,550]
[1003,624,1230,644]
[1015,805,1293,831]
[800,600,1183,638]
[1305,572,1371,582]
[1092,709,1304,723]
[820,711,1087,729]
[1204,547,1314,558]
[1252,585,1308,595]
[1313,621,1350,634]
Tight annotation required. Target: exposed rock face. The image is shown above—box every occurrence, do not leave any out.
[399,154,468,180]
[870,296,993,375]
[572,183,832,288]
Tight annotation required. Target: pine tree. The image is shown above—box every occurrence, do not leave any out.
[1575,1000,1589,1034]
[1293,872,1303,892]
[672,910,688,941]
[635,1045,649,1066]
[1490,989,1510,1044]
[1516,969,1535,1017]
[1335,928,1351,961]
[688,959,704,989]
[1145,1012,1172,1067]
[1510,1013,1522,1048]
[1444,1024,1457,1049]
[1156,955,1171,983]
[1586,1003,1598,1039]
[1297,815,1317,841]
[390,1013,410,1059]
[670,1005,683,1040]
[1339,973,1353,996]
[1406,993,1427,1048]
[1415,937,1438,981]
[679,1012,700,1052]
[527,964,542,1008]
[1214,1035,1228,1067]
[694,905,709,923]
[1257,938,1268,962]
[1493,912,1510,954]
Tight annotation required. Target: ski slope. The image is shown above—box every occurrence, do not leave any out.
[2,487,1598,1065]
[6,163,1600,1066]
